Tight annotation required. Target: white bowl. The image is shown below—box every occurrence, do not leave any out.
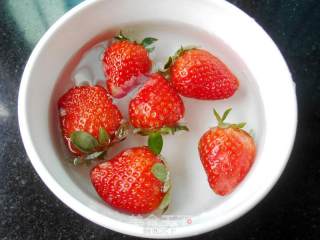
[18,0,297,238]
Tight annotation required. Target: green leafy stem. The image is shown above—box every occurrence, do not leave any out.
[151,162,171,213]
[114,31,157,53]
[159,45,197,78]
[134,125,189,155]
[213,108,246,129]
[69,122,129,165]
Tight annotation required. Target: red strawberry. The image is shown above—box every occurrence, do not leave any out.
[129,73,185,130]
[103,32,157,98]
[91,146,171,214]
[198,108,256,196]
[129,73,188,153]
[58,85,127,160]
[164,47,239,100]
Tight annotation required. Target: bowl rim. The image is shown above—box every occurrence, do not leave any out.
[18,0,297,238]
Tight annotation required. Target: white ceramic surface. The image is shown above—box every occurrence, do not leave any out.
[18,0,297,238]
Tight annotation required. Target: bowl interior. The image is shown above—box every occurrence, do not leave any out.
[19,0,296,238]
[50,20,266,215]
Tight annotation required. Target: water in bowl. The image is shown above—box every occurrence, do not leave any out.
[50,20,265,216]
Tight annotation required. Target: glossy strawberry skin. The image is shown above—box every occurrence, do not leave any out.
[58,86,123,155]
[129,73,185,129]
[171,49,239,100]
[198,127,256,195]
[103,40,152,98]
[91,147,165,214]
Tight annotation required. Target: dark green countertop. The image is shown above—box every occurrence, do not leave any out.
[0,0,319,239]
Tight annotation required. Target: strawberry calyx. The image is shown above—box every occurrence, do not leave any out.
[159,46,197,78]
[133,124,189,136]
[114,31,157,53]
[114,120,130,141]
[114,31,130,41]
[213,108,246,129]
[158,191,171,213]
[140,37,158,53]
[134,124,189,155]
[151,161,171,213]
[69,121,129,165]
[71,151,107,166]
[151,162,170,191]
